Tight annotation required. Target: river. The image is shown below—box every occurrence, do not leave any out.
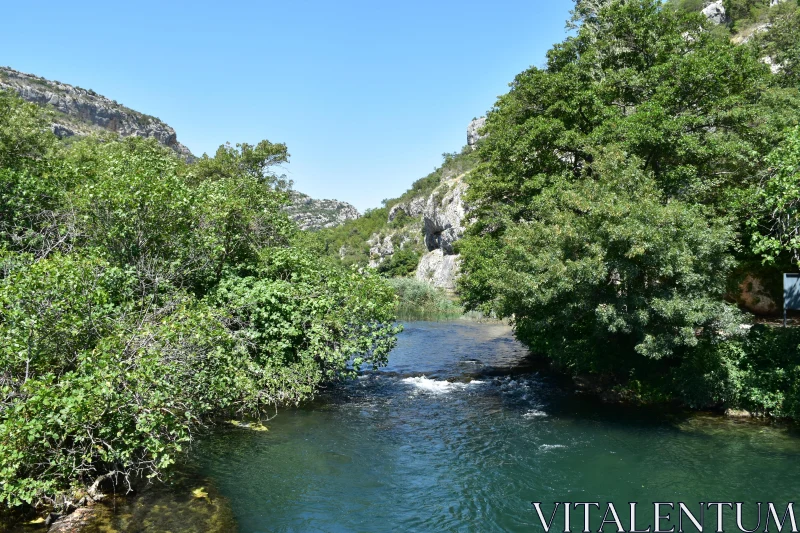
[66,320,800,532]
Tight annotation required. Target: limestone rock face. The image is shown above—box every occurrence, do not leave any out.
[736,274,778,315]
[285,191,360,230]
[414,174,469,290]
[702,1,728,24]
[467,117,487,150]
[388,196,426,222]
[415,249,460,291]
[367,233,395,268]
[0,66,193,158]
[422,179,467,255]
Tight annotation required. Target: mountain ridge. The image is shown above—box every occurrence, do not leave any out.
[0,66,361,231]
[0,66,194,158]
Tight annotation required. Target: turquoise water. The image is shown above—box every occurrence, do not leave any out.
[188,321,800,532]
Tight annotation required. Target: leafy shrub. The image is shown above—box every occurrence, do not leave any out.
[0,89,401,513]
[377,248,421,278]
[736,325,800,417]
[207,248,401,406]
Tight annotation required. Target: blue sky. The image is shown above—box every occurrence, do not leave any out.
[3,1,574,211]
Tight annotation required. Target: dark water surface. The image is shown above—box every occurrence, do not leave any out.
[185,321,800,532]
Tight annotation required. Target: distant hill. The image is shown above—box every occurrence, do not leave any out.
[286,191,360,230]
[0,66,360,231]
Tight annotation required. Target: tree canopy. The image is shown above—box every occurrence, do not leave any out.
[460,0,800,383]
[0,91,400,512]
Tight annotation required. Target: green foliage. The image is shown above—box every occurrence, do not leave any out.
[460,0,800,397]
[390,148,478,208]
[669,0,705,14]
[0,92,66,256]
[65,137,197,273]
[377,248,421,278]
[736,325,800,417]
[669,325,800,416]
[724,0,771,29]
[752,1,800,88]
[208,249,400,406]
[462,148,742,370]
[313,207,390,267]
[746,126,800,266]
[0,266,245,507]
[0,91,55,172]
[0,88,400,512]
[193,140,291,190]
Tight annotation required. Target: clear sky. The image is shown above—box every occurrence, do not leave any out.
[3,0,574,212]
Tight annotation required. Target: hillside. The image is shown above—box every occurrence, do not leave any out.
[316,0,800,293]
[313,121,482,290]
[0,66,360,231]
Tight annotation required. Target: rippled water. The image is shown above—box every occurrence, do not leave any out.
[186,321,800,532]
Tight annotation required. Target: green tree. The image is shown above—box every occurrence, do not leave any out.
[0,95,402,513]
[0,91,70,256]
[460,0,795,376]
[461,149,742,371]
[746,126,800,266]
[753,1,800,88]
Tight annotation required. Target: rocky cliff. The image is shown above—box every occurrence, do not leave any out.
[0,66,193,158]
[467,117,487,150]
[365,173,468,290]
[414,175,467,290]
[286,192,360,230]
[353,121,481,290]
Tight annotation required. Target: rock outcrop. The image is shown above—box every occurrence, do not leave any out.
[702,1,728,25]
[734,274,779,315]
[416,249,460,291]
[467,117,487,150]
[285,191,360,230]
[422,179,467,255]
[387,196,426,223]
[414,174,468,290]
[0,66,193,158]
[367,234,395,268]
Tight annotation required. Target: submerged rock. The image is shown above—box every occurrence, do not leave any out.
[48,507,96,533]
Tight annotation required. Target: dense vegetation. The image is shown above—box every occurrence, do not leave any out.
[460,0,800,417]
[0,91,400,513]
[387,278,463,319]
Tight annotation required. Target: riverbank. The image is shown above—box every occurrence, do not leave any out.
[6,319,799,532]
[1,473,236,533]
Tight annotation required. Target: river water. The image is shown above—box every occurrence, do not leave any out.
[57,320,800,533]
[186,320,800,532]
